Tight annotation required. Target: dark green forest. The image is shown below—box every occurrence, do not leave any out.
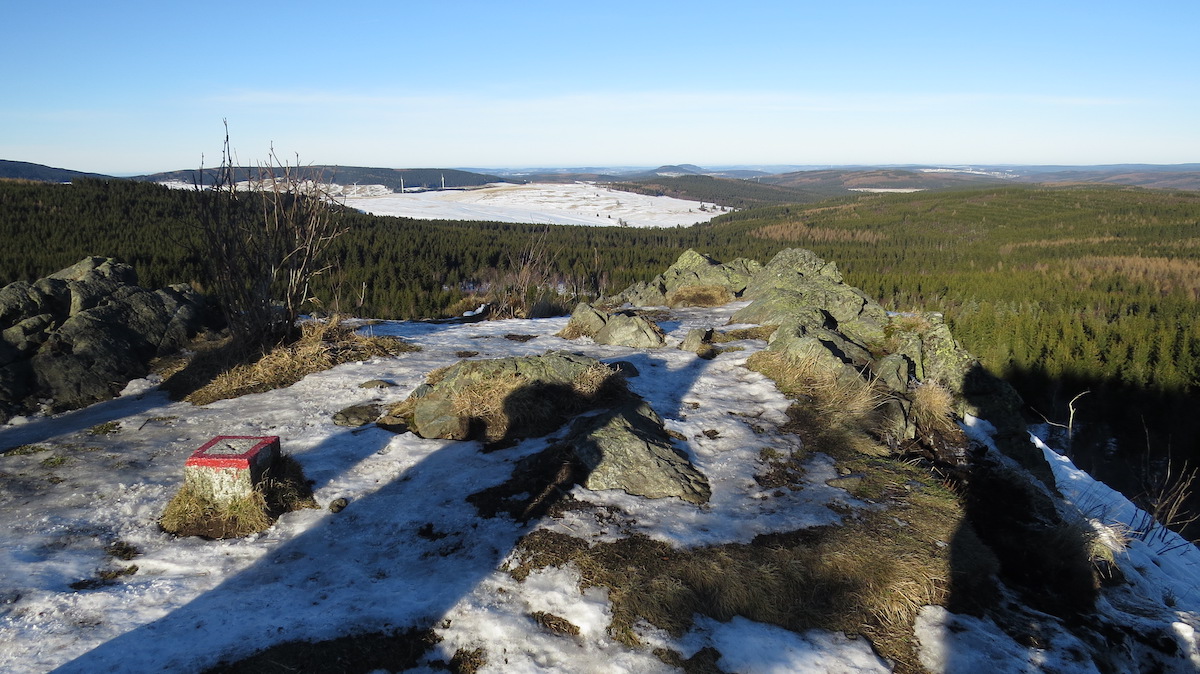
[2,178,1199,501]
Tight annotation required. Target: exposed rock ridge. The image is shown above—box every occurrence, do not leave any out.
[0,257,204,420]
[607,247,1055,486]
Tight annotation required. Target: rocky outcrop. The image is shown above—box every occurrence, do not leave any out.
[0,258,204,419]
[560,303,666,349]
[609,247,1055,486]
[609,249,761,307]
[393,351,709,504]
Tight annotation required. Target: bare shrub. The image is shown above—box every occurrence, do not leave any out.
[1135,455,1200,539]
[193,124,346,349]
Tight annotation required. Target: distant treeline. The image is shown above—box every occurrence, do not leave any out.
[0,179,788,318]
[2,178,1198,481]
[608,174,836,208]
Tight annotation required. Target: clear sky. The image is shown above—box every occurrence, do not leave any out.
[3,1,1197,174]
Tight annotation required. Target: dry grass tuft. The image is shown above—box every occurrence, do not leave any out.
[180,317,418,405]
[555,320,590,340]
[666,285,735,308]
[571,362,624,400]
[160,455,317,539]
[910,380,958,435]
[452,374,529,441]
[888,312,934,336]
[712,325,779,343]
[746,350,883,427]
[161,484,271,538]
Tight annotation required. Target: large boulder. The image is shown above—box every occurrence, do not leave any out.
[559,303,666,349]
[396,351,627,442]
[593,313,666,349]
[0,258,204,417]
[564,400,711,504]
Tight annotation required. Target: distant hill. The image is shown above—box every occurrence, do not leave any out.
[609,174,832,208]
[623,164,775,181]
[0,160,114,183]
[1008,165,1200,191]
[762,168,1010,192]
[760,165,1200,192]
[133,166,516,191]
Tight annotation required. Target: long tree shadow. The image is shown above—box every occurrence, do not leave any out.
[1005,362,1200,538]
[53,350,714,674]
[939,363,1141,671]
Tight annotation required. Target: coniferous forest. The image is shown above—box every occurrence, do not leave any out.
[2,177,1199,502]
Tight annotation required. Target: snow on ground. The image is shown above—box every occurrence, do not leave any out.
[159,179,721,227]
[913,422,1200,673]
[341,182,725,228]
[3,301,1198,673]
[0,302,868,673]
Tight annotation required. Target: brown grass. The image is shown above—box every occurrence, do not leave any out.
[665,285,734,308]
[910,380,958,436]
[177,317,419,405]
[746,350,883,427]
[509,484,968,672]
[555,320,590,340]
[451,374,528,441]
[887,313,934,336]
[160,484,271,538]
[712,325,779,343]
[160,455,317,539]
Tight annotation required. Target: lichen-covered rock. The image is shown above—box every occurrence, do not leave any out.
[872,353,915,394]
[741,250,888,330]
[399,351,621,441]
[594,313,666,349]
[562,302,609,338]
[679,328,714,354]
[611,249,761,307]
[885,312,1056,486]
[30,284,203,411]
[333,403,383,427]
[565,400,711,504]
[0,258,204,416]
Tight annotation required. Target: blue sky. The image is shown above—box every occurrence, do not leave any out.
[4,1,1197,174]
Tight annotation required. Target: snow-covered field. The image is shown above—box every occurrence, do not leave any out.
[1,302,1198,672]
[160,179,723,228]
[341,182,725,227]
